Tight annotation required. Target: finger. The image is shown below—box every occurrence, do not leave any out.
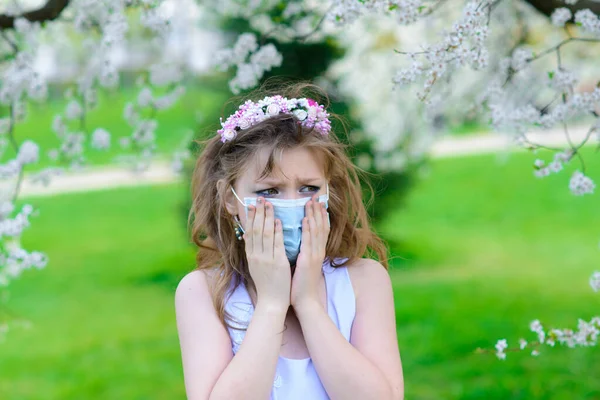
[263,201,274,258]
[244,205,255,254]
[306,199,318,255]
[300,216,311,261]
[253,197,265,254]
[312,194,323,240]
[321,204,330,232]
[273,218,284,258]
[321,204,330,253]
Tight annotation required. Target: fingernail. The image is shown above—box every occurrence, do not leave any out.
[258,197,263,204]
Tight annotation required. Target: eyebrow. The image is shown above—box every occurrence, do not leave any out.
[256,177,323,185]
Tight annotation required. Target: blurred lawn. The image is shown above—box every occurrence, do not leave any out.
[0,148,599,399]
[5,79,228,170]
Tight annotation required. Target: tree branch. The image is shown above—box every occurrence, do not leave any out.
[0,0,70,30]
[524,0,600,18]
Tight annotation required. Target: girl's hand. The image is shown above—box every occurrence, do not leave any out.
[291,193,330,313]
[244,197,291,311]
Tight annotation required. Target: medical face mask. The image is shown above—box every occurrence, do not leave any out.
[231,183,330,265]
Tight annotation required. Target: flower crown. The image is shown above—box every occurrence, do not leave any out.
[218,95,332,143]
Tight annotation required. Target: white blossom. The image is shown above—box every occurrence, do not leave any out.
[65,100,83,120]
[549,69,578,92]
[510,48,532,71]
[574,9,600,36]
[551,8,572,27]
[569,170,595,196]
[495,339,508,360]
[17,140,39,165]
[530,319,545,344]
[519,338,527,350]
[137,87,154,108]
[99,62,119,88]
[229,63,259,94]
[149,63,183,87]
[91,128,111,150]
[590,271,600,292]
[249,44,282,72]
[153,86,185,110]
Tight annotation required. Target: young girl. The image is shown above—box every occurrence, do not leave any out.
[176,83,404,400]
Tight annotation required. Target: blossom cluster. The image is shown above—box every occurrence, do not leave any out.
[328,0,426,26]
[217,95,331,142]
[0,204,47,287]
[213,33,283,94]
[119,80,186,172]
[532,152,595,197]
[590,271,600,292]
[393,1,492,102]
[575,9,600,36]
[551,8,572,27]
[494,317,600,360]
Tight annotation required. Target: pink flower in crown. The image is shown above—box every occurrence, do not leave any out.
[306,98,318,107]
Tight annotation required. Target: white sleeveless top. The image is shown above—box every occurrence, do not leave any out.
[224,257,356,400]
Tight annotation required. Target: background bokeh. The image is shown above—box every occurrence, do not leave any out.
[1,1,599,399]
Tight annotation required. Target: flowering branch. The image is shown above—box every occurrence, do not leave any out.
[0,0,70,30]
[525,0,600,19]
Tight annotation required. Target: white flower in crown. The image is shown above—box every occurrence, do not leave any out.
[238,118,251,129]
[293,109,308,121]
[307,107,317,119]
[266,103,280,116]
[222,129,236,141]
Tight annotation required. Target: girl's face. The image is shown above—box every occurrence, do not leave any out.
[225,146,328,230]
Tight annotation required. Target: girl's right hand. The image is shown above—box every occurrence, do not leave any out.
[244,197,291,311]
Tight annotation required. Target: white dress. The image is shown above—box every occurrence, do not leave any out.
[224,257,356,399]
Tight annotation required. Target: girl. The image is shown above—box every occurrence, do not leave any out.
[176,83,404,400]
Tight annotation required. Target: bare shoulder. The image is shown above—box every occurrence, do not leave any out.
[175,269,217,306]
[345,258,392,299]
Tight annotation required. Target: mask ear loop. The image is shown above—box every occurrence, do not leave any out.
[230,186,246,234]
[231,186,246,207]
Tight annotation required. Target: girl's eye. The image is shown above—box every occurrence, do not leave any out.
[257,188,278,196]
[256,186,320,196]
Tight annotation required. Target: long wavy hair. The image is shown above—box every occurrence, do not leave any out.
[188,81,390,331]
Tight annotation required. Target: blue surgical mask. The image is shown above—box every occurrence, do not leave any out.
[231,183,330,264]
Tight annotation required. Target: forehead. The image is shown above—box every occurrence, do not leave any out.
[243,146,325,183]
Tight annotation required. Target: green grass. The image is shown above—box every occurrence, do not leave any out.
[0,184,194,399]
[382,148,600,399]
[0,148,599,399]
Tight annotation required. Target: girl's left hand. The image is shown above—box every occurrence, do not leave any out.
[291,193,331,313]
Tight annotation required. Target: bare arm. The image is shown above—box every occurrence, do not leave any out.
[294,259,404,400]
[175,270,287,400]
